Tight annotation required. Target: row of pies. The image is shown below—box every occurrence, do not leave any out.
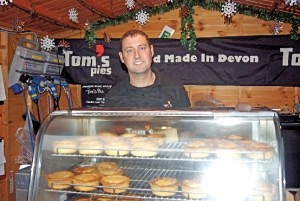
[46,161,208,198]
[52,133,166,157]
[46,162,130,193]
[184,137,275,160]
[150,177,276,201]
[52,133,274,160]
[46,161,276,201]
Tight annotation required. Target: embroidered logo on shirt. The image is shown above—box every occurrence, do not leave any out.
[163,100,173,108]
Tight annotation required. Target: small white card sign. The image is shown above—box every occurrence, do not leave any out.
[159,25,175,38]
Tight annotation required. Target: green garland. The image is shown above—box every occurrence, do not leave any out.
[180,1,197,50]
[84,0,300,49]
[84,2,182,47]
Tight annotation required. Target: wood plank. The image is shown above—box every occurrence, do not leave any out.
[188,85,296,112]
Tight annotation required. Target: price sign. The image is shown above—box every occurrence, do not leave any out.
[81,84,112,108]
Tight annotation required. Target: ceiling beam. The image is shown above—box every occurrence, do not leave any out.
[83,0,116,18]
[77,0,111,19]
[12,0,81,30]
[140,0,155,7]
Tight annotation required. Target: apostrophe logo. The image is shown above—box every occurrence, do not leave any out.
[96,45,104,57]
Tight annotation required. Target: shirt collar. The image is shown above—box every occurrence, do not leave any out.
[126,69,160,91]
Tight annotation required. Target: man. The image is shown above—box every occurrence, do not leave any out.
[104,30,191,108]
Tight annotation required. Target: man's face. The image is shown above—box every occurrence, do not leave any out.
[119,34,154,75]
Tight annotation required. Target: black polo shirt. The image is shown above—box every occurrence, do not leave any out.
[104,71,191,108]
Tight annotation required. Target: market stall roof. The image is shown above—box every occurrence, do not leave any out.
[0,0,299,37]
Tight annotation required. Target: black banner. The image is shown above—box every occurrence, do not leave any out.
[62,35,300,86]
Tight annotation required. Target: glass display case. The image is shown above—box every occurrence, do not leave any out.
[28,108,285,201]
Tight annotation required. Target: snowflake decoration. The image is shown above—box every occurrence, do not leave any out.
[41,35,55,52]
[135,10,149,25]
[269,20,283,35]
[285,0,300,6]
[221,0,237,25]
[0,0,13,6]
[168,0,173,2]
[221,0,237,17]
[125,0,135,10]
[68,8,79,23]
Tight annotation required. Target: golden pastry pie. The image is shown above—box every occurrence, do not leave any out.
[150,177,178,197]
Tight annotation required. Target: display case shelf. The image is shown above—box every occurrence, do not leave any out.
[51,153,274,164]
[51,141,276,163]
[44,167,276,201]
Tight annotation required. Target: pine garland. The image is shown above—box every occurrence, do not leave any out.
[84,2,181,47]
[180,1,197,50]
[84,0,300,50]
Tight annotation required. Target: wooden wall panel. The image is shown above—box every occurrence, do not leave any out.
[6,35,28,201]
[0,31,9,201]
[187,85,240,106]
[238,87,295,111]
[0,32,26,201]
[187,85,295,112]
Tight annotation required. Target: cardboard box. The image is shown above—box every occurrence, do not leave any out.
[15,165,31,190]
[287,189,300,201]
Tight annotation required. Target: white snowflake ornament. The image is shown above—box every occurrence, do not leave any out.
[221,0,237,17]
[269,20,283,35]
[68,8,79,23]
[41,35,55,52]
[125,0,135,10]
[0,0,12,6]
[135,10,149,25]
[285,0,300,6]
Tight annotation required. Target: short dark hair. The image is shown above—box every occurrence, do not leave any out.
[120,30,150,51]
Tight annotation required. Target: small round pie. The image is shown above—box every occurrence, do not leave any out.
[95,196,115,201]
[131,141,160,157]
[244,141,274,160]
[150,177,178,197]
[73,166,97,175]
[78,140,103,155]
[97,167,124,177]
[214,140,242,159]
[72,173,100,191]
[52,140,77,154]
[46,170,74,189]
[181,179,207,199]
[224,134,249,141]
[101,175,130,194]
[104,140,130,156]
[94,162,119,170]
[184,140,212,158]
